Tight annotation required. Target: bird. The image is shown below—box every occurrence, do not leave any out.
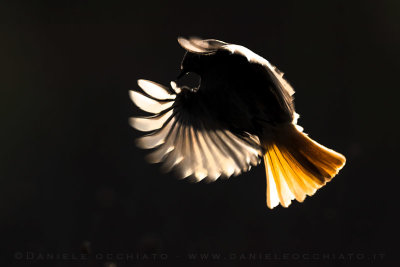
[129,37,346,209]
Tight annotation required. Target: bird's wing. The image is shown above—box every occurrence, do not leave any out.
[177,37,227,54]
[177,37,295,97]
[130,80,262,182]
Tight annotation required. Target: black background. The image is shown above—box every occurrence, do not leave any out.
[1,0,399,266]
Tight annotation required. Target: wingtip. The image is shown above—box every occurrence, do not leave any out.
[177,36,188,48]
[176,36,212,53]
[128,117,138,129]
[137,79,145,87]
[128,90,135,100]
[137,79,154,89]
[177,36,186,42]
[177,36,200,52]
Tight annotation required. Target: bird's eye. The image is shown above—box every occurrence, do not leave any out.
[176,72,201,91]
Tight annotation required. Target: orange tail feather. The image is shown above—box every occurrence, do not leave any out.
[263,124,346,209]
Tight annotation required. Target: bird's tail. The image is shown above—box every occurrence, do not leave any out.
[262,123,346,209]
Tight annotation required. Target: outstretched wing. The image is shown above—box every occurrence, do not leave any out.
[130,80,262,182]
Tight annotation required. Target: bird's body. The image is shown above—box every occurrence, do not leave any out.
[130,37,346,209]
[177,50,292,134]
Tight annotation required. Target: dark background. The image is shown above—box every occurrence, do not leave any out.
[1,0,399,266]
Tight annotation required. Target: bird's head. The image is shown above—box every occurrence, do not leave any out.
[175,52,204,92]
[177,52,204,79]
